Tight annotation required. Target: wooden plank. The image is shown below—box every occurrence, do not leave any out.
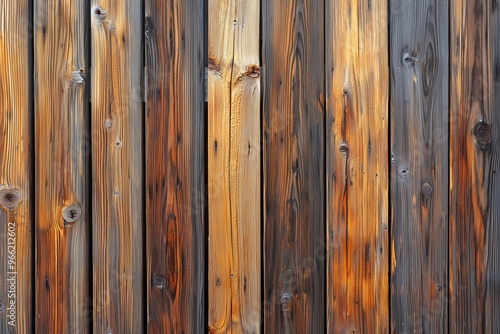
[390,0,449,332]
[0,0,33,332]
[34,0,89,332]
[145,0,205,332]
[449,0,500,332]
[262,0,325,332]
[208,0,261,332]
[326,0,389,332]
[90,1,143,332]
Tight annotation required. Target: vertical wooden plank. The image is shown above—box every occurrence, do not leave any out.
[34,0,89,332]
[450,0,500,332]
[0,0,32,332]
[262,0,324,332]
[326,0,389,332]
[91,0,143,332]
[208,0,261,332]
[145,0,205,332]
[390,0,449,332]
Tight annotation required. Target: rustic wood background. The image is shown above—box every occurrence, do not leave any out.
[0,0,499,333]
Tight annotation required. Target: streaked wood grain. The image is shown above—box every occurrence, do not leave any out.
[145,0,205,332]
[262,0,325,332]
[208,0,261,332]
[0,0,33,332]
[449,0,500,332]
[34,0,90,332]
[91,0,143,332]
[326,0,389,332]
[390,0,449,332]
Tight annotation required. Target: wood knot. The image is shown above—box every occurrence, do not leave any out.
[70,69,85,84]
[474,121,492,148]
[339,142,349,156]
[398,166,410,177]
[208,57,220,74]
[91,5,107,21]
[0,188,22,209]
[144,16,153,35]
[421,182,433,206]
[402,52,418,67]
[62,204,82,224]
[245,65,260,78]
[280,293,291,304]
[152,273,166,290]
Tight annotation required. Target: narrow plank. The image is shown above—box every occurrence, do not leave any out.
[208,0,261,332]
[145,0,205,332]
[390,0,449,332]
[450,0,500,332]
[326,0,389,332]
[91,0,143,332]
[34,0,89,332]
[262,0,325,332]
[0,0,32,332]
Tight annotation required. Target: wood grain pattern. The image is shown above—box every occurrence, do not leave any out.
[390,0,449,332]
[34,0,89,332]
[91,0,143,332]
[208,0,261,332]
[145,0,205,332]
[326,0,389,332]
[262,0,325,332]
[0,0,32,332]
[449,0,500,332]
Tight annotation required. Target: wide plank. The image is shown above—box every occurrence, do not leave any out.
[145,0,205,332]
[208,0,261,332]
[390,0,449,332]
[34,0,90,332]
[0,0,33,332]
[262,0,325,332]
[449,0,500,332]
[91,0,143,332]
[326,0,389,332]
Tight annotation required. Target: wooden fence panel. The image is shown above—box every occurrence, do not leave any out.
[0,1,33,333]
[90,0,143,332]
[262,0,325,332]
[208,0,261,332]
[326,0,389,332]
[34,0,90,332]
[450,0,500,332]
[145,0,205,332]
[390,0,449,332]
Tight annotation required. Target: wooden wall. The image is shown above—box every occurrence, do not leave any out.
[0,0,499,333]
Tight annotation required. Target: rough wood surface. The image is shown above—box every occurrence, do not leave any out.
[208,0,261,332]
[34,0,90,332]
[145,0,205,332]
[326,0,389,332]
[262,0,325,332]
[449,0,500,332]
[0,1,32,332]
[91,1,143,332]
[390,0,449,332]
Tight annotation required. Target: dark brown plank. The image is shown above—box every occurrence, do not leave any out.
[262,0,325,332]
[91,0,143,332]
[327,0,390,332]
[145,0,205,332]
[0,0,33,332]
[390,0,449,332]
[34,0,90,332]
[450,0,500,332]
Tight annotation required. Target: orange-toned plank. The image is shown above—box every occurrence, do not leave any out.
[0,0,33,332]
[91,0,143,332]
[145,0,205,332]
[34,0,90,332]
[326,0,389,332]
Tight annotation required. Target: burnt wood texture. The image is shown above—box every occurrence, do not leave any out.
[145,0,205,332]
[390,0,450,333]
[262,0,325,332]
